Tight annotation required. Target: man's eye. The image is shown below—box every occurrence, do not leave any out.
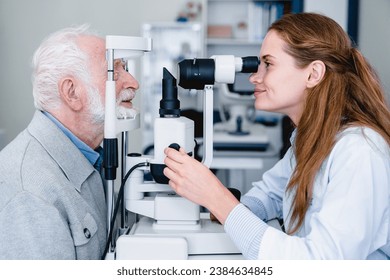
[113,71,119,81]
[113,59,128,80]
[120,59,127,71]
[114,59,126,70]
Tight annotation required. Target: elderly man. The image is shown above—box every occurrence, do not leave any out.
[0,25,139,259]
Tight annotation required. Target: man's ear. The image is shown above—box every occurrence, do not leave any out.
[307,60,326,88]
[58,77,83,111]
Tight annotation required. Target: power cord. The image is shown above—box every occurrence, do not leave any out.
[101,161,149,259]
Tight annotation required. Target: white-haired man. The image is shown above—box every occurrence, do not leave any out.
[0,25,139,259]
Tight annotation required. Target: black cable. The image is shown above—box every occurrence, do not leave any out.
[101,161,149,259]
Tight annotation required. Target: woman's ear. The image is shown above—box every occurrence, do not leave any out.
[306,60,326,88]
[58,77,83,111]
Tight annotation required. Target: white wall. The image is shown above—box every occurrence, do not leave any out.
[359,0,390,103]
[0,0,186,151]
[304,0,348,30]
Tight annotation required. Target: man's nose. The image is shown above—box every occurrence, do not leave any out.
[118,68,139,90]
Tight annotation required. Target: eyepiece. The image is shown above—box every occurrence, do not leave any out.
[160,68,180,117]
[178,59,215,89]
[241,56,260,73]
[177,56,260,90]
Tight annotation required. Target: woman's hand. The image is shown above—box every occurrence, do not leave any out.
[163,147,240,224]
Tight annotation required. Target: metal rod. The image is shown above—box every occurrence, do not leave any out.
[121,131,128,227]
[106,49,114,81]
[201,85,214,168]
[106,179,115,234]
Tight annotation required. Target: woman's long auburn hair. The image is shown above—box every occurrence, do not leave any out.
[269,13,390,234]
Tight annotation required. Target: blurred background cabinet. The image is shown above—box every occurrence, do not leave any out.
[141,22,204,154]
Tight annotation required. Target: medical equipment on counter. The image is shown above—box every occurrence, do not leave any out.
[208,57,269,151]
[103,35,151,252]
[213,82,269,151]
[110,55,259,260]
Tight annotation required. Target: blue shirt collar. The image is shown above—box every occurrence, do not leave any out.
[42,111,101,168]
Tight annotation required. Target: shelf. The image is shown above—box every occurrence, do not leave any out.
[204,0,291,45]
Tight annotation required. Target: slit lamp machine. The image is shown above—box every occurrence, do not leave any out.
[103,35,259,259]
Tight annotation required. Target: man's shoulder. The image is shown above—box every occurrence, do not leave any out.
[0,129,63,208]
[0,130,35,208]
[0,129,33,170]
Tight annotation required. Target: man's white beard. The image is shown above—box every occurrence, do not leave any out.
[115,88,138,119]
[87,87,138,126]
[116,105,137,119]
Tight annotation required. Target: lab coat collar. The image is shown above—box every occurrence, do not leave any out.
[290,128,297,145]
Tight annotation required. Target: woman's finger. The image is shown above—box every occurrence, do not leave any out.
[163,166,176,181]
[178,147,187,155]
[163,168,182,195]
[164,156,183,174]
[164,147,186,163]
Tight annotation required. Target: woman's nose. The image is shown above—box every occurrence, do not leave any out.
[249,67,262,84]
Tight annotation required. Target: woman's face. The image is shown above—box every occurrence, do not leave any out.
[250,30,310,124]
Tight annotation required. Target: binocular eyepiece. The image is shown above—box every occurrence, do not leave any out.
[178,55,259,90]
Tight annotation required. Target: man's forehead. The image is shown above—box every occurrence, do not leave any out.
[76,35,107,73]
[78,35,105,56]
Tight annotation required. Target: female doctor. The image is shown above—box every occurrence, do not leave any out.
[163,12,390,259]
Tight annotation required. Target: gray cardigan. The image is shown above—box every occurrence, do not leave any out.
[0,111,107,259]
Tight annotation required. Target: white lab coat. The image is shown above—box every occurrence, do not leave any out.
[243,126,390,259]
